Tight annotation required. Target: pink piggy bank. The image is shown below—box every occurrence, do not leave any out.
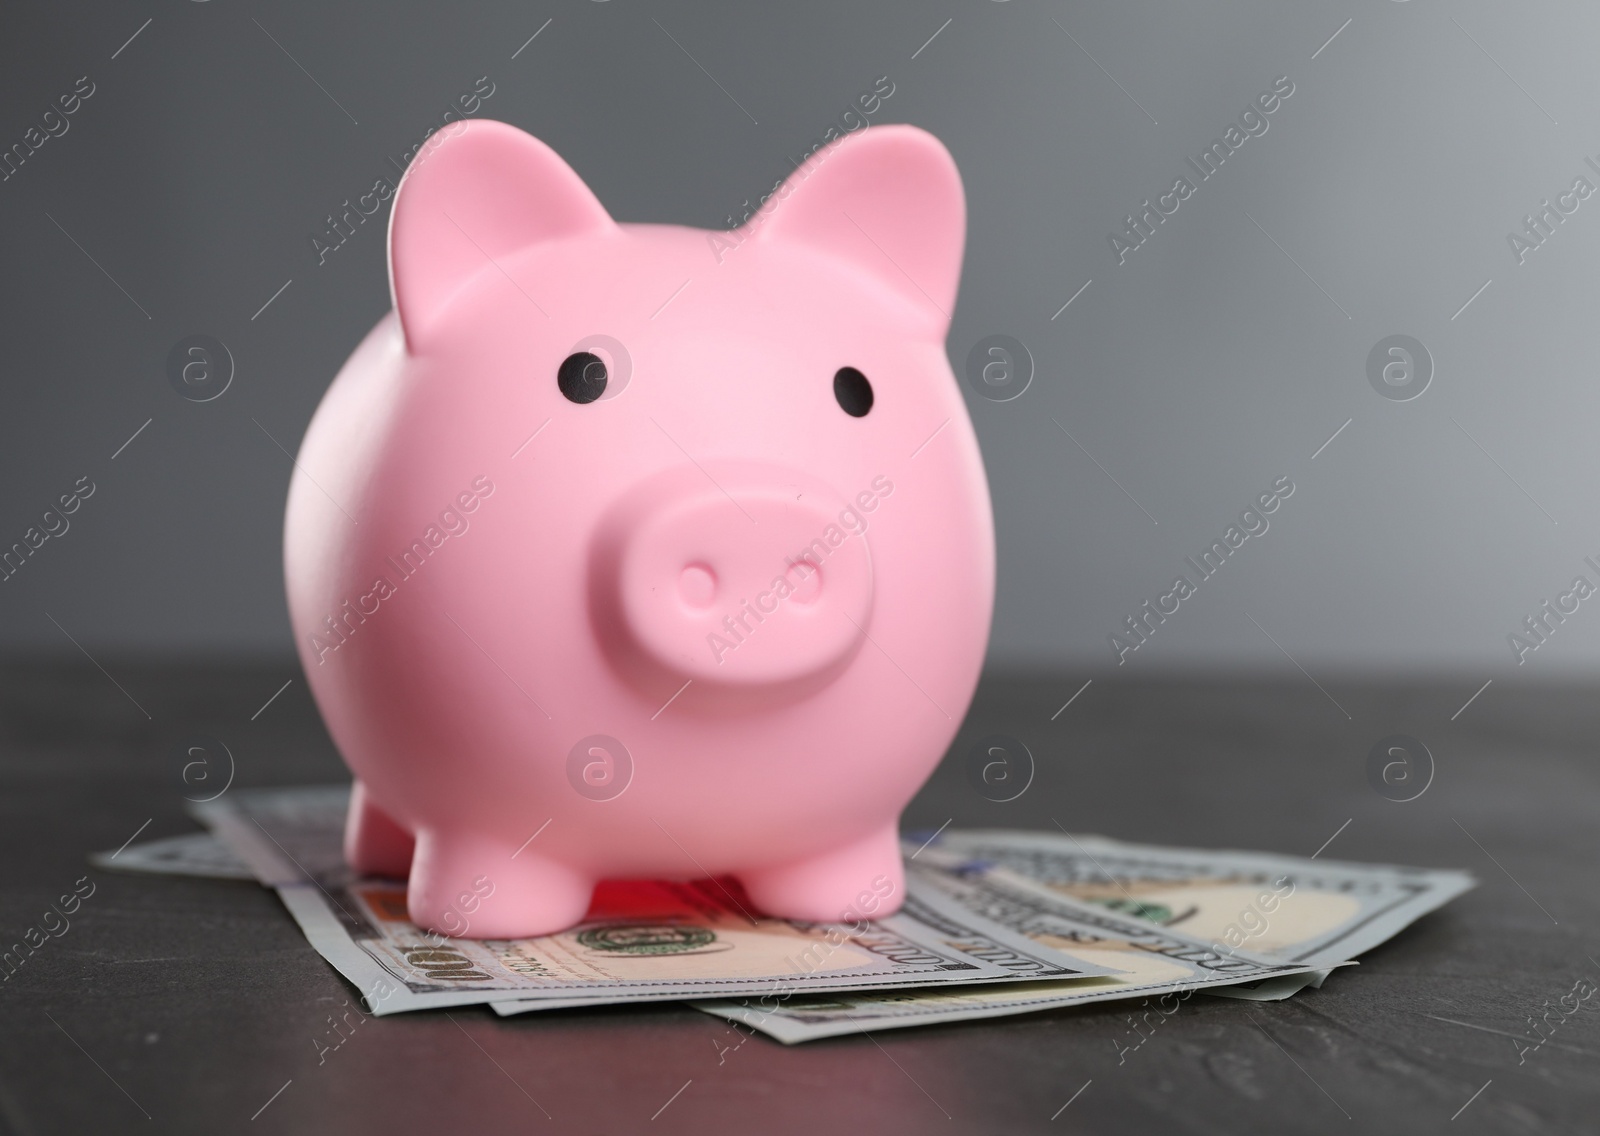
[284,119,993,937]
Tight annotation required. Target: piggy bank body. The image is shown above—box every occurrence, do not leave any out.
[285,120,993,938]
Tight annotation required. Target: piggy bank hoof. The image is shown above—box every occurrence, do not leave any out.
[738,825,905,925]
[344,781,416,879]
[407,834,594,939]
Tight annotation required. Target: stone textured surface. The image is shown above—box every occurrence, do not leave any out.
[0,660,1594,1135]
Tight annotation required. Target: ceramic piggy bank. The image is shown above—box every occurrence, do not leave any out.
[284,119,993,937]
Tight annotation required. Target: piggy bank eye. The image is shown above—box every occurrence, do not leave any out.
[558,352,608,404]
[833,367,873,417]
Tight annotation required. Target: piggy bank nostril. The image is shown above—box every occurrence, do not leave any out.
[678,563,718,608]
[786,560,822,605]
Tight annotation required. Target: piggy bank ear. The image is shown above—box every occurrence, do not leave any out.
[388,119,614,351]
[752,125,964,328]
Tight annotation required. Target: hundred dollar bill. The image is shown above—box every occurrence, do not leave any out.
[488,870,1121,1016]
[920,828,1475,999]
[90,830,255,880]
[693,865,1320,1043]
[190,787,1114,1016]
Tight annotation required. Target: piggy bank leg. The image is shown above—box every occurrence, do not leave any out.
[344,780,415,879]
[408,831,594,939]
[738,825,905,924]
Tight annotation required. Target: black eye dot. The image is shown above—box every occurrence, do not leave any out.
[833,366,873,417]
[558,352,608,404]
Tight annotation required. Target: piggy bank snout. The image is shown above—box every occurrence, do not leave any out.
[596,470,874,689]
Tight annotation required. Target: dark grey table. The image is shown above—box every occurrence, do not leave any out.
[1,660,1595,1135]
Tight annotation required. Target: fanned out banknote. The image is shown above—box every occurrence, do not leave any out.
[89,830,254,880]
[692,865,1318,1043]
[922,828,1476,1000]
[689,829,1477,1040]
[181,788,1120,1016]
[926,828,1476,966]
[95,787,1475,1040]
[489,858,1315,1018]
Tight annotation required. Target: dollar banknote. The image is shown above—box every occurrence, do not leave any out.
[688,829,1477,1038]
[91,830,254,880]
[486,868,1128,1017]
[920,828,1475,999]
[188,788,1117,1016]
[691,865,1321,1043]
[102,789,1473,1037]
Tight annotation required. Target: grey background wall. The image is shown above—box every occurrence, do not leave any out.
[3,0,1599,686]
